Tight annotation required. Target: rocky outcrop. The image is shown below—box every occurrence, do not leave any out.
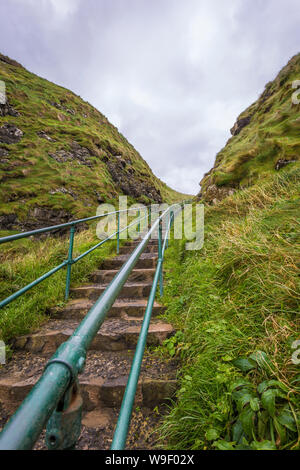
[275,159,297,170]
[49,100,76,115]
[37,131,56,142]
[49,187,77,199]
[107,159,162,203]
[0,148,9,158]
[0,123,23,144]
[0,102,20,117]
[230,115,252,136]
[49,142,95,167]
[198,184,235,204]
[0,53,23,68]
[0,214,19,230]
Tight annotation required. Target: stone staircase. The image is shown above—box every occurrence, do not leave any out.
[0,238,177,450]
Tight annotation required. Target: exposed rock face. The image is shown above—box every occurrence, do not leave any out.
[0,102,20,117]
[49,101,76,115]
[275,159,297,171]
[0,148,9,158]
[49,187,77,199]
[26,207,73,233]
[0,53,23,68]
[37,131,56,142]
[49,142,95,167]
[0,123,23,144]
[0,214,19,230]
[230,115,252,136]
[107,159,162,203]
[199,184,235,204]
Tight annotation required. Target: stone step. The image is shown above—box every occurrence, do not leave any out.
[71,282,153,301]
[102,253,158,270]
[33,405,166,450]
[0,351,178,415]
[125,239,158,246]
[12,319,174,354]
[118,244,158,255]
[91,268,156,284]
[53,298,165,320]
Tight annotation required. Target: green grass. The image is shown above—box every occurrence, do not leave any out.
[0,225,119,344]
[158,166,300,450]
[0,53,187,225]
[201,53,300,196]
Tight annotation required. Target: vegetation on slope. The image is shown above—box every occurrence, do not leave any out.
[0,224,120,345]
[200,53,300,202]
[0,53,186,232]
[160,165,299,450]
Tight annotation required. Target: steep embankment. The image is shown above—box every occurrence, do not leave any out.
[160,55,300,450]
[200,53,300,203]
[0,53,186,232]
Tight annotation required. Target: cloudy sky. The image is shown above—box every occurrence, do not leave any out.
[0,0,299,194]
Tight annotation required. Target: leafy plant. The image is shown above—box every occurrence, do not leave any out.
[211,351,300,450]
[162,331,184,357]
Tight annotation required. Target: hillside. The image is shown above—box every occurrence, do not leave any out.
[0,53,186,232]
[200,53,300,203]
[159,56,300,450]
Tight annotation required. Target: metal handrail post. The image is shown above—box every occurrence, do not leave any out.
[117,212,120,255]
[65,225,76,301]
[158,219,163,296]
[137,210,140,234]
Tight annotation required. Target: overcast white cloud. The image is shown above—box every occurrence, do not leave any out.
[0,0,299,194]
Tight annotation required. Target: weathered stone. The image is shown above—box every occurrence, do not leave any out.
[49,141,95,167]
[203,184,236,204]
[275,158,297,171]
[106,158,162,203]
[0,214,19,230]
[0,123,23,144]
[142,379,177,408]
[37,131,56,142]
[0,148,9,158]
[230,115,252,136]
[0,102,20,117]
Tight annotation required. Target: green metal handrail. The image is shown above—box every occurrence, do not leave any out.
[0,207,150,309]
[0,204,181,450]
[111,210,177,449]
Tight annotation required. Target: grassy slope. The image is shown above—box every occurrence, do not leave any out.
[160,167,299,450]
[159,55,300,450]
[0,53,186,226]
[0,53,186,345]
[0,225,119,345]
[201,53,300,194]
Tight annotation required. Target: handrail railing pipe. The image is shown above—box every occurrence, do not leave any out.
[0,209,148,308]
[0,205,179,450]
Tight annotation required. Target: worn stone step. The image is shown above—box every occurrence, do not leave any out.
[71,282,153,301]
[102,253,158,270]
[119,244,158,255]
[31,404,166,450]
[53,298,166,320]
[0,351,178,415]
[12,318,174,355]
[125,239,158,246]
[91,268,156,284]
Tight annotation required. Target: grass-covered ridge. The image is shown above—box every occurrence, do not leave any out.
[159,166,299,450]
[0,53,187,228]
[201,53,300,199]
